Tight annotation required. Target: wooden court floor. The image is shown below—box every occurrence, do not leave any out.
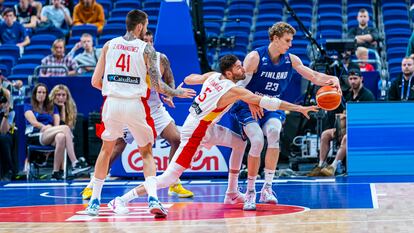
[0,178,413,233]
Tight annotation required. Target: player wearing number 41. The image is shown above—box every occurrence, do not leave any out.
[107,54,318,217]
[86,9,196,216]
[230,22,340,210]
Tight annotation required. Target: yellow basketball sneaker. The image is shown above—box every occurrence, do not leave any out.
[168,183,194,198]
[81,187,93,200]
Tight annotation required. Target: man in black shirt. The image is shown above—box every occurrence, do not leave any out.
[14,0,38,30]
[388,57,414,101]
[344,67,376,102]
[348,8,379,49]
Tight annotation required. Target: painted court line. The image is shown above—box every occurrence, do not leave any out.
[370,183,379,209]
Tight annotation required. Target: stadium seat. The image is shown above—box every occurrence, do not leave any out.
[114,0,141,9]
[0,45,20,63]
[30,34,57,46]
[17,55,44,65]
[71,25,98,38]
[102,24,126,36]
[11,63,38,76]
[24,45,52,57]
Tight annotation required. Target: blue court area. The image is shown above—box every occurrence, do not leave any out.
[0,176,399,210]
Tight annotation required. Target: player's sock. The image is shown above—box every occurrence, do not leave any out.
[91,176,104,201]
[144,176,158,199]
[247,175,256,192]
[263,168,275,186]
[331,160,339,170]
[120,188,139,203]
[86,179,93,189]
[226,172,239,193]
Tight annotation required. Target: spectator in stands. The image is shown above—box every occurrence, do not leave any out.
[46,0,74,15]
[68,33,100,74]
[406,32,414,57]
[0,86,17,181]
[49,84,77,129]
[14,0,38,32]
[0,0,4,13]
[388,57,414,101]
[40,0,72,36]
[24,83,89,180]
[0,8,30,49]
[355,47,375,72]
[348,8,379,49]
[40,39,77,77]
[29,0,42,18]
[308,67,375,177]
[73,0,104,33]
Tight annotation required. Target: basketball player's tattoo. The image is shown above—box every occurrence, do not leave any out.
[123,32,136,41]
[144,44,183,96]
[160,54,175,89]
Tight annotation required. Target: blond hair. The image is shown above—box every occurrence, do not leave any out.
[355,47,368,58]
[268,22,296,41]
[49,84,77,129]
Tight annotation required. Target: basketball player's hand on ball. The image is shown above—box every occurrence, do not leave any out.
[325,77,342,95]
[248,104,263,120]
[299,105,319,119]
[162,96,175,108]
[176,82,197,99]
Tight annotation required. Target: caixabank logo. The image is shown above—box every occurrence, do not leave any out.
[121,138,228,173]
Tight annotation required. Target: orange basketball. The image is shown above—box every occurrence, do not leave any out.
[316,86,342,111]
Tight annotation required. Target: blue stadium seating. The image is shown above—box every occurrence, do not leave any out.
[71,25,98,38]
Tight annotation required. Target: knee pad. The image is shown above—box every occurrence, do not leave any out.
[244,123,264,157]
[155,163,185,189]
[263,119,282,149]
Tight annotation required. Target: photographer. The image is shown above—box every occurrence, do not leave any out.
[0,86,17,181]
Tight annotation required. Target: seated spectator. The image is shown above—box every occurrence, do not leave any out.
[347,8,379,49]
[40,0,72,36]
[0,8,30,49]
[308,67,375,176]
[40,39,77,77]
[49,84,77,129]
[388,57,414,101]
[29,0,42,18]
[46,0,74,15]
[14,0,38,32]
[0,86,17,181]
[355,47,375,72]
[68,33,100,74]
[24,83,89,180]
[73,0,104,33]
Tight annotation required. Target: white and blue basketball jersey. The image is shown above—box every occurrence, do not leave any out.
[244,46,293,98]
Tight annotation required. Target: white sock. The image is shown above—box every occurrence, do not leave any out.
[331,160,339,171]
[72,160,79,167]
[144,176,158,199]
[120,188,139,203]
[247,175,256,192]
[227,172,239,193]
[91,176,104,201]
[86,179,93,189]
[264,168,275,186]
[318,160,324,167]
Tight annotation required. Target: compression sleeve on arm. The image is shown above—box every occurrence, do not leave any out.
[259,96,281,111]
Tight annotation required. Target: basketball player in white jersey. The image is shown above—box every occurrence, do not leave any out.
[86,10,196,216]
[107,55,318,217]
[80,31,193,201]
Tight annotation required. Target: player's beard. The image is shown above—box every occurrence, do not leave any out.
[235,73,246,81]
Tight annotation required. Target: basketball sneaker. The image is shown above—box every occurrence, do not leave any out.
[80,187,92,200]
[320,165,335,176]
[307,166,323,177]
[148,196,168,218]
[86,198,100,216]
[243,190,256,211]
[168,183,194,198]
[224,191,245,204]
[108,196,129,215]
[259,184,278,204]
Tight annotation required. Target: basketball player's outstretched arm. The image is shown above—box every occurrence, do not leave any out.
[160,54,175,89]
[290,54,341,94]
[183,72,217,85]
[226,87,318,119]
[144,44,196,98]
[91,42,109,90]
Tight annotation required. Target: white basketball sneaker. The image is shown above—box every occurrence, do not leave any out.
[108,196,129,215]
[224,191,245,204]
[259,184,278,204]
[243,190,257,211]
